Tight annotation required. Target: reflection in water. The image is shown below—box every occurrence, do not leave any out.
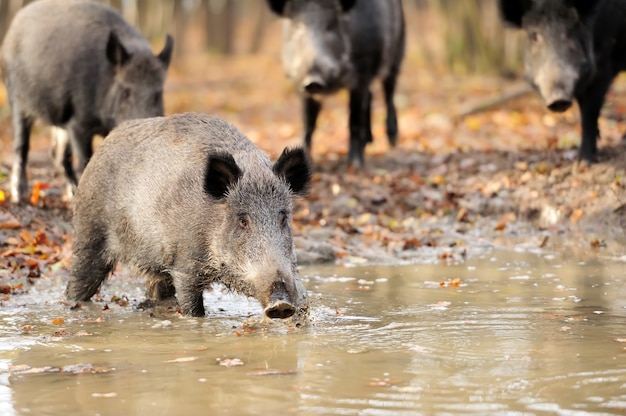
[1,249,625,415]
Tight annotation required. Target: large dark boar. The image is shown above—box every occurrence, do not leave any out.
[1,0,174,203]
[267,0,405,168]
[499,0,626,163]
[66,113,312,320]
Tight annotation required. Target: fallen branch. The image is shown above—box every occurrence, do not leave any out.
[455,83,534,119]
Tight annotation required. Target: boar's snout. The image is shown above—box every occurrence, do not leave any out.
[547,98,573,113]
[264,281,296,319]
[303,73,328,94]
[533,65,577,114]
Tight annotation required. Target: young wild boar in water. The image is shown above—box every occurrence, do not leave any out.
[66,113,312,320]
[0,0,174,203]
[267,0,405,168]
[499,0,626,164]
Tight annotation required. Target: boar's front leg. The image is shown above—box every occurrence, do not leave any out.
[67,235,113,301]
[383,71,400,147]
[9,104,33,204]
[302,95,322,151]
[171,271,206,317]
[576,71,615,164]
[348,85,372,168]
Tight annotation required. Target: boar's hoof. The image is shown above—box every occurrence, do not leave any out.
[547,99,572,113]
[264,300,296,319]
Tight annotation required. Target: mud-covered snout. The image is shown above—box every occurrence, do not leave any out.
[264,281,296,319]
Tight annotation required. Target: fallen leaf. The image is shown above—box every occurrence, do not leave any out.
[218,358,244,367]
[164,356,199,363]
[30,181,41,206]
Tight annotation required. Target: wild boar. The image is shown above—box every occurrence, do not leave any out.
[66,113,312,320]
[267,0,405,168]
[1,0,174,202]
[499,0,626,163]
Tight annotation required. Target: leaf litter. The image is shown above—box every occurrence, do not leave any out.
[0,52,624,302]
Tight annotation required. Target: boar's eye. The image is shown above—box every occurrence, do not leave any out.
[279,210,289,228]
[238,214,249,229]
[325,19,338,32]
[121,87,131,101]
[153,91,161,106]
[528,31,540,44]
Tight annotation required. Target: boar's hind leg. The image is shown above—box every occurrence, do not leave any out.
[576,73,615,164]
[67,242,113,301]
[145,273,176,300]
[9,105,33,204]
[383,71,400,147]
[172,272,205,317]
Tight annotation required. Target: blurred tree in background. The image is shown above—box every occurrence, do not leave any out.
[0,0,523,76]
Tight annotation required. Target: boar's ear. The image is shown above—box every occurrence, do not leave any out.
[204,152,243,200]
[273,147,312,196]
[106,30,130,66]
[498,0,533,27]
[157,34,174,69]
[566,0,602,18]
[339,0,357,12]
[266,0,288,15]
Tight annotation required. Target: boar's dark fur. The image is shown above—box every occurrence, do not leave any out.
[267,0,405,168]
[66,113,312,320]
[1,0,173,203]
[499,0,626,163]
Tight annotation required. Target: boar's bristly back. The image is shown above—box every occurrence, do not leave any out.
[204,153,243,200]
[273,147,312,196]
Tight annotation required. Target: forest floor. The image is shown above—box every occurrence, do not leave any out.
[0,51,625,295]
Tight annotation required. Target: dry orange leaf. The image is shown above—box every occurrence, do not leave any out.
[570,209,584,222]
[30,181,41,206]
[440,278,461,288]
[52,317,64,325]
[494,223,506,231]
[590,239,606,248]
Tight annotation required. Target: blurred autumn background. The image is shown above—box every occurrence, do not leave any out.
[0,0,625,283]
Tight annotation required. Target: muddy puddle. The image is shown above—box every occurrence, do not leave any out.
[1,247,626,415]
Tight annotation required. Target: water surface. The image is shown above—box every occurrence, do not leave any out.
[1,248,625,415]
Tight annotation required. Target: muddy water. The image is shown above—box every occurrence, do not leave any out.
[1,248,626,415]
